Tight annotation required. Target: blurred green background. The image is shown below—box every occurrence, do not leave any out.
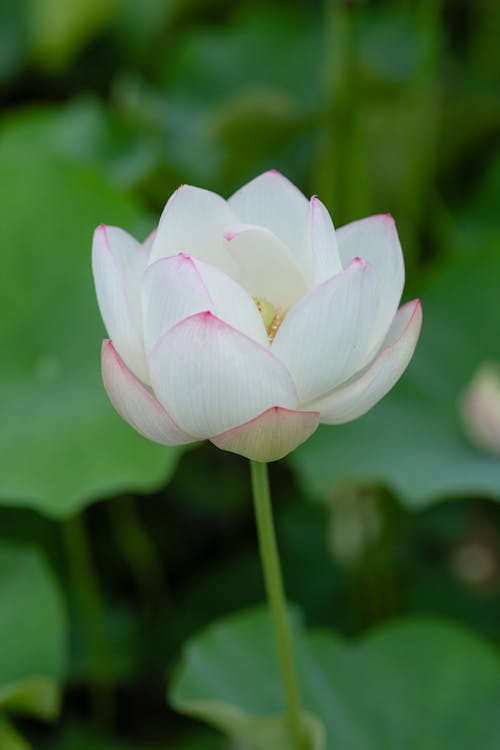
[1,0,500,748]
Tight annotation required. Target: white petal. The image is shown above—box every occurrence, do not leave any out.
[142,254,211,352]
[101,340,194,445]
[192,256,269,347]
[148,185,239,278]
[92,225,149,383]
[142,254,268,351]
[311,300,422,423]
[141,228,157,260]
[228,170,312,278]
[148,312,298,438]
[308,196,342,284]
[337,214,405,347]
[224,224,308,309]
[272,259,379,403]
[211,406,320,462]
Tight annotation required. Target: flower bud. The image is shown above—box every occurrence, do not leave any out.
[460,363,500,457]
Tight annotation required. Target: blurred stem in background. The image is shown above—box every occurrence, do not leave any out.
[327,486,400,631]
[250,461,307,750]
[314,0,361,220]
[61,513,114,728]
[468,0,500,80]
[109,495,171,618]
[316,0,443,276]
[400,0,442,267]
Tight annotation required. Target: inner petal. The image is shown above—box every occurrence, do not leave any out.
[224,223,309,310]
[227,170,312,278]
[148,185,240,280]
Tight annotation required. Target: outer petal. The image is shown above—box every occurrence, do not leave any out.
[211,406,320,462]
[308,196,342,284]
[224,224,308,308]
[142,253,268,351]
[310,300,422,424]
[92,225,149,383]
[272,259,379,403]
[101,340,194,445]
[148,312,298,438]
[228,170,312,278]
[336,214,405,348]
[148,185,239,278]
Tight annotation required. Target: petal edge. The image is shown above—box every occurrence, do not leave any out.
[211,406,320,462]
[102,340,194,445]
[92,224,149,383]
[310,300,422,424]
[337,213,405,347]
[308,196,342,284]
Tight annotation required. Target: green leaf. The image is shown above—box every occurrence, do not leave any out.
[0,716,32,750]
[0,678,59,721]
[0,130,184,517]
[0,543,66,721]
[164,7,321,108]
[171,607,323,750]
[171,607,500,750]
[176,706,324,750]
[290,240,500,508]
[29,0,123,71]
[48,722,225,750]
[306,621,500,750]
[0,102,160,192]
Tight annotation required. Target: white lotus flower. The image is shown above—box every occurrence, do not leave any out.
[92,171,422,462]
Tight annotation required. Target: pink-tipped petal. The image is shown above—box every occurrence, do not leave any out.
[272,259,379,403]
[224,223,308,308]
[310,300,422,423]
[211,406,320,462]
[92,225,149,383]
[142,254,267,352]
[228,170,311,277]
[337,214,405,348]
[148,312,298,438]
[101,340,194,445]
[308,196,342,284]
[148,185,239,278]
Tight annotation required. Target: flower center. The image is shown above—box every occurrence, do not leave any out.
[254,297,287,343]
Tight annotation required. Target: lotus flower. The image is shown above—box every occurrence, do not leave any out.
[92,171,422,462]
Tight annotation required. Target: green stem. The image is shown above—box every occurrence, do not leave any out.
[61,513,113,727]
[250,461,305,750]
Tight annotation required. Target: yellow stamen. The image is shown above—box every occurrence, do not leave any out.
[255,298,275,328]
[254,297,287,343]
[267,308,286,342]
